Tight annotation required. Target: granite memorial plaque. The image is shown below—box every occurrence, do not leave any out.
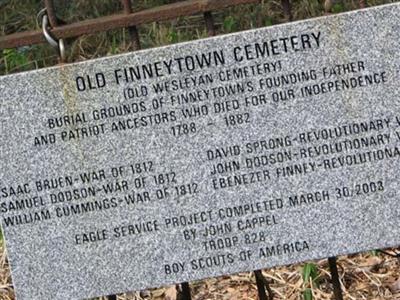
[1,3,400,299]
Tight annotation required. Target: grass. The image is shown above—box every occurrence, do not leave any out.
[302,263,320,300]
[1,0,397,75]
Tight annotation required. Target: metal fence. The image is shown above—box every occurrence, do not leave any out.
[0,1,389,300]
[0,0,274,51]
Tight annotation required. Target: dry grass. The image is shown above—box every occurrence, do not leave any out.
[1,0,398,75]
[0,242,14,300]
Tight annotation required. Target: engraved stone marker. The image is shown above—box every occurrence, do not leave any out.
[1,3,400,299]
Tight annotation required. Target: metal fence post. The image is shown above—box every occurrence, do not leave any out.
[179,282,192,300]
[254,270,273,300]
[204,11,216,36]
[281,0,293,21]
[121,0,141,50]
[328,257,344,300]
[44,0,58,28]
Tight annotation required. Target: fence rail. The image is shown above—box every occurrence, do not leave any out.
[0,0,384,300]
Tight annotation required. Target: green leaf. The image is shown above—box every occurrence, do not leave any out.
[223,16,237,32]
[3,48,30,73]
[302,263,315,282]
[370,250,379,256]
[168,29,179,43]
[302,263,319,287]
[303,288,313,300]
[264,16,274,27]
[332,3,345,13]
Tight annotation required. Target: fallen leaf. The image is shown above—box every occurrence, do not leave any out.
[390,278,400,293]
[164,286,177,300]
